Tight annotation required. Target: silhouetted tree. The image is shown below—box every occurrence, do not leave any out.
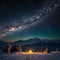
[8,44,12,53]
[44,48,49,53]
[16,44,22,52]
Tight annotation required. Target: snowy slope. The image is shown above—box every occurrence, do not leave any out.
[0,53,60,60]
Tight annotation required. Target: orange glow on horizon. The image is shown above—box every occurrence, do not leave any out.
[28,50,33,54]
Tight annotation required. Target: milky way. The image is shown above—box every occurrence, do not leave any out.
[0,0,60,42]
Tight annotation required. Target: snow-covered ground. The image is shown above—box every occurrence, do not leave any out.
[0,52,60,60]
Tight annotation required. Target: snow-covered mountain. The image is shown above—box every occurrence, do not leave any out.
[0,38,60,46]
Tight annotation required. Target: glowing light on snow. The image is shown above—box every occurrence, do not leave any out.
[28,50,33,54]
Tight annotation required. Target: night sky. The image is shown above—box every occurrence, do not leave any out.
[0,0,60,42]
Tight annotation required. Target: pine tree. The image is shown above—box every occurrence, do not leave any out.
[44,48,49,53]
[17,44,22,52]
[8,44,12,54]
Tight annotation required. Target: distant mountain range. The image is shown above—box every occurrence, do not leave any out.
[12,38,60,46]
[0,37,60,47]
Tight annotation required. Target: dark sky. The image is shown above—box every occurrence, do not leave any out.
[0,0,60,42]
